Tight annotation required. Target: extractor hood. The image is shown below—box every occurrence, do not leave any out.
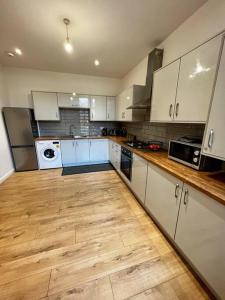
[127,48,163,109]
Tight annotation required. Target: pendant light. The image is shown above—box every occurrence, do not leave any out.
[63,18,73,53]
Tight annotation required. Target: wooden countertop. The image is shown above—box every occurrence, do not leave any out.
[109,136,225,206]
[35,135,225,205]
[35,135,107,141]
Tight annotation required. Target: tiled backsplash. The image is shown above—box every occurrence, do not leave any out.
[122,122,205,150]
[39,108,119,136]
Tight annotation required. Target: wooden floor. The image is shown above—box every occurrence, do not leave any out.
[0,169,211,300]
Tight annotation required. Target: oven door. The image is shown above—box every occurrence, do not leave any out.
[120,152,132,181]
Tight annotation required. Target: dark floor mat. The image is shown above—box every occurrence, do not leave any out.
[62,163,114,176]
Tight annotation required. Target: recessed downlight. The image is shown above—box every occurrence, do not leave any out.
[15,48,22,55]
[7,52,15,57]
[94,59,100,66]
[72,92,76,96]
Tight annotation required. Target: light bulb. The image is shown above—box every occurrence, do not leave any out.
[15,48,22,55]
[72,92,76,96]
[94,59,100,66]
[64,38,73,53]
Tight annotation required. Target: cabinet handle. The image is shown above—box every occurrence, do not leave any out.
[175,103,179,117]
[73,141,74,147]
[175,183,179,198]
[91,113,94,119]
[183,189,189,205]
[56,112,58,118]
[169,104,173,117]
[107,113,110,119]
[208,129,214,148]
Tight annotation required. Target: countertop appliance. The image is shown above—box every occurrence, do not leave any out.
[124,139,162,151]
[101,128,107,136]
[36,140,62,169]
[3,107,38,171]
[120,146,133,180]
[169,139,222,170]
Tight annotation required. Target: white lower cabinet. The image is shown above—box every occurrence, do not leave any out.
[175,184,225,300]
[75,140,90,164]
[131,154,148,205]
[89,139,109,163]
[61,140,76,166]
[145,163,183,239]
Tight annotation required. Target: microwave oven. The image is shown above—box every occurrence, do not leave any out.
[168,140,221,170]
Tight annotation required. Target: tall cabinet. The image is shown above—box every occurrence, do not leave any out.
[203,36,225,161]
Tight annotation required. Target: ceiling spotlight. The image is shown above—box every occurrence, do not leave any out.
[72,92,76,96]
[7,52,15,57]
[63,18,73,53]
[15,48,22,55]
[94,59,100,66]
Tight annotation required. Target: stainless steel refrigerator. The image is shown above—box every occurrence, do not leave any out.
[3,107,38,171]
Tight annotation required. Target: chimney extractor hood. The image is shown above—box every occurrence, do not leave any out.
[127,48,163,109]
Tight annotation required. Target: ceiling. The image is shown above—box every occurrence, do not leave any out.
[0,0,207,78]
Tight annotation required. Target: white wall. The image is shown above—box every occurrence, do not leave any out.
[121,0,225,90]
[0,65,14,183]
[3,67,121,108]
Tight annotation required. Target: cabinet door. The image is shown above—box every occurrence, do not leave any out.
[114,143,121,171]
[203,36,225,160]
[151,60,180,122]
[32,91,60,121]
[145,163,183,238]
[58,93,90,108]
[131,154,148,204]
[106,97,116,120]
[90,96,107,121]
[116,95,123,121]
[75,139,90,163]
[89,139,109,162]
[60,140,76,166]
[123,88,132,121]
[175,184,225,300]
[175,35,222,123]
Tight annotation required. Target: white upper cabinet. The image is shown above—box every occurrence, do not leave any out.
[116,88,132,121]
[175,184,225,300]
[106,96,116,120]
[174,35,223,123]
[151,60,180,122]
[203,36,225,161]
[145,163,183,239]
[89,139,109,162]
[32,91,60,121]
[131,154,148,205]
[90,96,107,121]
[58,93,90,108]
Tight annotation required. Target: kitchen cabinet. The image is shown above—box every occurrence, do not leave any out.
[90,96,107,121]
[32,91,60,121]
[145,163,183,239]
[89,139,109,163]
[110,141,121,171]
[151,60,180,122]
[174,34,222,123]
[175,184,225,300]
[106,96,116,120]
[60,140,76,166]
[58,93,90,108]
[151,34,223,123]
[130,154,148,205]
[202,36,225,161]
[75,139,90,163]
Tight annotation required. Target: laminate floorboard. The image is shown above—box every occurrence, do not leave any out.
[0,169,211,299]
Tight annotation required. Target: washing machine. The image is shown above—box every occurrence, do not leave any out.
[36,140,62,169]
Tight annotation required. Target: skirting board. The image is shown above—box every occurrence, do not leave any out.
[0,169,14,184]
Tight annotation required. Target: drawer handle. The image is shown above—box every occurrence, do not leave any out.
[183,189,189,205]
[208,129,214,148]
[169,104,173,117]
[175,183,179,198]
[175,103,179,117]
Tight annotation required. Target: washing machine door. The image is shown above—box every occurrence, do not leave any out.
[41,146,58,161]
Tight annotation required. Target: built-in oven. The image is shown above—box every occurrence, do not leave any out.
[120,146,133,180]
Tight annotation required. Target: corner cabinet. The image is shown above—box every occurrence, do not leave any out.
[32,91,60,121]
[130,154,148,205]
[175,184,225,300]
[90,96,107,121]
[151,34,223,123]
[202,36,225,161]
[145,163,183,239]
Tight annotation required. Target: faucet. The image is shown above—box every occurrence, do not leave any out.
[69,124,75,136]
